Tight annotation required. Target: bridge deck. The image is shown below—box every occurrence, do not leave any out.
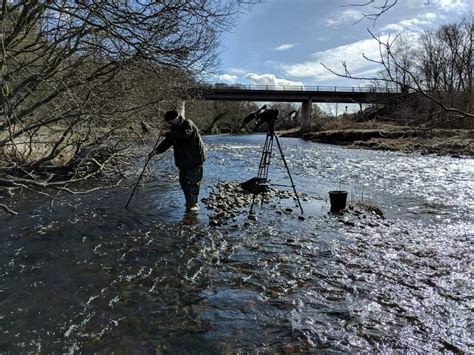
[190,84,403,103]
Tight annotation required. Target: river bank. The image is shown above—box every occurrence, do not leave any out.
[280,127,473,156]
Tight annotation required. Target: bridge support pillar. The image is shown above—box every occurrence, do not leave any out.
[301,99,312,130]
[177,100,186,117]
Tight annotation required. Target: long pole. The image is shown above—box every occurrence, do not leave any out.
[125,137,163,209]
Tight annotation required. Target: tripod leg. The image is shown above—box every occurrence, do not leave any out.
[274,135,304,215]
[250,133,272,214]
[260,134,273,206]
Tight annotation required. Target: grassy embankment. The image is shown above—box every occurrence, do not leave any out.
[281,119,473,156]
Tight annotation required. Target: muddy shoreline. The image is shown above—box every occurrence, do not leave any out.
[280,128,473,156]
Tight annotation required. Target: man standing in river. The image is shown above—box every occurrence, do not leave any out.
[149,110,206,213]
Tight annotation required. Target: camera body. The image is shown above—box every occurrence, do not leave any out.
[244,106,279,131]
[254,108,279,129]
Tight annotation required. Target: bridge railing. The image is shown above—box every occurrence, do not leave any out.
[208,84,401,93]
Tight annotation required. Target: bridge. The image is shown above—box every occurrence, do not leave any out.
[186,84,403,128]
[193,84,401,103]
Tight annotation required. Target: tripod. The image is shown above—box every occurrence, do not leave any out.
[249,119,304,215]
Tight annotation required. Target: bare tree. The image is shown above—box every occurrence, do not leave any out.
[344,1,432,24]
[416,18,473,114]
[0,0,256,199]
[387,33,416,94]
[323,18,473,122]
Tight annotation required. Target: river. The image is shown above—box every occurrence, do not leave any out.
[0,134,472,353]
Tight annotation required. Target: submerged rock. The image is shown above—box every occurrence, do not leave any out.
[204,180,312,226]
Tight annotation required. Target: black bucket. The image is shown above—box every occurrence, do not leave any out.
[329,190,348,212]
[240,177,269,194]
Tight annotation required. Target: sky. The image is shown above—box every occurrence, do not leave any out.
[212,0,472,89]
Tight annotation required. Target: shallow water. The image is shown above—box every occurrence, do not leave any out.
[0,134,472,353]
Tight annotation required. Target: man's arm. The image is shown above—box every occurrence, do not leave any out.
[154,137,173,154]
[149,134,173,158]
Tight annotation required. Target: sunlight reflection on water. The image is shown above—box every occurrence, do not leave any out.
[0,134,472,353]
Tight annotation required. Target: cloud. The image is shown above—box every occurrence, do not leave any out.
[432,0,470,12]
[215,74,238,83]
[226,67,247,75]
[278,36,391,82]
[381,12,440,32]
[244,73,304,87]
[324,9,363,27]
[274,43,296,51]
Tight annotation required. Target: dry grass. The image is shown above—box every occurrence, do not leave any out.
[310,116,383,131]
[349,201,384,218]
[280,115,473,156]
[351,133,474,155]
[1,129,78,166]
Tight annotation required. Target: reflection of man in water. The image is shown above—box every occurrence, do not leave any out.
[149,110,206,212]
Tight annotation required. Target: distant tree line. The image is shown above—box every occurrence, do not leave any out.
[378,17,472,123]
[325,17,473,126]
[185,101,304,134]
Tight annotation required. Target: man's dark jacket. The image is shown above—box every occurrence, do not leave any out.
[155,118,206,169]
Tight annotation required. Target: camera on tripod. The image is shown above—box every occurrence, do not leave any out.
[243,105,279,132]
[241,105,304,215]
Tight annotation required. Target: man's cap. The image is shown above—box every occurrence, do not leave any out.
[164,110,179,122]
